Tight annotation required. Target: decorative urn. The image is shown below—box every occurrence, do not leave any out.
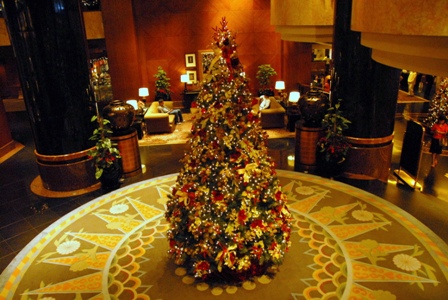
[298,89,329,128]
[102,100,135,132]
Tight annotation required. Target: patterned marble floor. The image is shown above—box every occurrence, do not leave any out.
[1,170,447,299]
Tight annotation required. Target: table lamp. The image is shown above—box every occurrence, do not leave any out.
[126,99,138,110]
[275,81,286,103]
[289,91,300,103]
[181,74,188,93]
[275,81,285,94]
[286,91,301,131]
[138,87,149,106]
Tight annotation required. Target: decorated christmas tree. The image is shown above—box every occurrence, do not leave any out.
[165,18,292,285]
[423,77,448,128]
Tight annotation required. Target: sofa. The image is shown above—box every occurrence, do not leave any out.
[255,96,286,128]
[144,101,177,133]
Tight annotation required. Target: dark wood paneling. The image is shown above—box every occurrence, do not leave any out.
[123,0,282,101]
[101,0,141,100]
[282,41,312,92]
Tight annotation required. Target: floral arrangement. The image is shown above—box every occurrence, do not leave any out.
[87,115,121,179]
[317,99,351,162]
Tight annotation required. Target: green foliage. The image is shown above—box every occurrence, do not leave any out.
[317,99,351,162]
[164,18,291,284]
[153,66,171,94]
[87,116,121,179]
[256,64,277,91]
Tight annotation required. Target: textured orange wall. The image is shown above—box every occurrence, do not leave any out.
[131,0,282,101]
[351,0,448,36]
[271,0,334,26]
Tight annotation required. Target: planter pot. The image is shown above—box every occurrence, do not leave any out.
[258,89,274,96]
[100,163,123,191]
[155,91,171,101]
[317,156,346,178]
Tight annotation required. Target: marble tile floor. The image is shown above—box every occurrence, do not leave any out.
[1,112,447,273]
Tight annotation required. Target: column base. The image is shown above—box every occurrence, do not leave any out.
[344,135,394,182]
[35,147,99,192]
[31,176,101,198]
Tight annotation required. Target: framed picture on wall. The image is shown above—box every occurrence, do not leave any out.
[186,70,197,84]
[198,49,215,82]
[185,53,196,68]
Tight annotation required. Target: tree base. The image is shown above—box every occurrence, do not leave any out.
[180,261,278,285]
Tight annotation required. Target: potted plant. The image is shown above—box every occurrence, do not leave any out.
[87,115,122,190]
[256,64,277,96]
[154,66,171,100]
[316,99,351,176]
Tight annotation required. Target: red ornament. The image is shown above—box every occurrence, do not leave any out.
[238,210,247,224]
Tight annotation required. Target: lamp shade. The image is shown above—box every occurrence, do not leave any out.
[181,74,189,83]
[289,91,300,102]
[126,100,138,110]
[275,81,285,90]
[138,87,149,97]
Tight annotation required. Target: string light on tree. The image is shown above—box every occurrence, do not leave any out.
[164,17,292,285]
[423,77,448,128]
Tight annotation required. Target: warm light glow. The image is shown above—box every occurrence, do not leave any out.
[289,91,300,102]
[275,81,285,90]
[126,100,138,110]
[287,155,295,167]
[181,74,189,83]
[138,87,149,97]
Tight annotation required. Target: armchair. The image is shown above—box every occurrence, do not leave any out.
[144,101,177,133]
[255,96,286,128]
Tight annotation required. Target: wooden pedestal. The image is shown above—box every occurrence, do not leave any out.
[111,129,142,178]
[294,124,323,172]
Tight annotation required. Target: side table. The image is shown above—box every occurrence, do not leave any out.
[286,107,301,132]
[181,90,200,112]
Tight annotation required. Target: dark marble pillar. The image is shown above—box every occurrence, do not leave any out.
[2,0,95,155]
[331,0,401,181]
[2,0,98,192]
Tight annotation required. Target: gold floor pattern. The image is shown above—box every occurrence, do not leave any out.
[1,170,447,299]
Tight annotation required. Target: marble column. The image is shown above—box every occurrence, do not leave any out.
[2,0,98,193]
[331,0,401,182]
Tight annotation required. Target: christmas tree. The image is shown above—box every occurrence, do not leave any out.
[423,77,448,128]
[165,18,292,284]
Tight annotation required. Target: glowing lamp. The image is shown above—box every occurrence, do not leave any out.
[275,81,285,91]
[126,100,138,110]
[289,91,300,103]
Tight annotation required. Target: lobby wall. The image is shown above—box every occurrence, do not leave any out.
[0,0,311,104]
[122,0,283,102]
